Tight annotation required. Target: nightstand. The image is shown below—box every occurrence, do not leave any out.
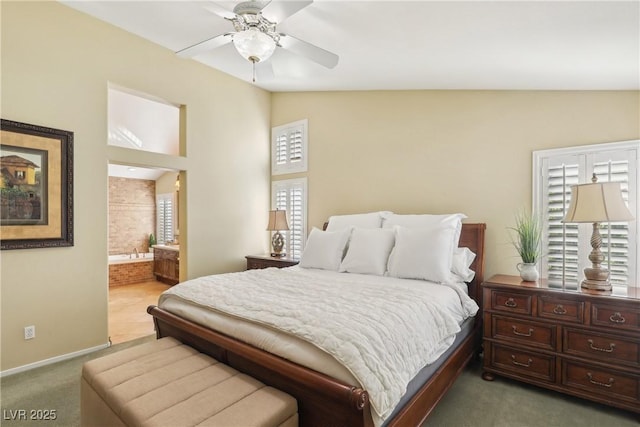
[245,254,299,270]
[481,274,640,414]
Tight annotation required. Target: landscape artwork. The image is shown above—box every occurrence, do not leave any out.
[0,119,73,249]
[1,145,47,225]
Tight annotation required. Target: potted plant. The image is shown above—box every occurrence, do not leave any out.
[148,233,157,251]
[509,211,542,281]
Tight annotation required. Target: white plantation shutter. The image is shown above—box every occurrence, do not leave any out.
[273,178,307,259]
[534,141,639,291]
[593,156,635,287]
[275,133,289,166]
[156,194,174,244]
[543,160,580,287]
[272,119,308,175]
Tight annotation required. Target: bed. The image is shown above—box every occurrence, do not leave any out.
[147,214,486,427]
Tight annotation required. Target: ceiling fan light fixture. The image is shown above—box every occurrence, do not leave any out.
[232,28,276,63]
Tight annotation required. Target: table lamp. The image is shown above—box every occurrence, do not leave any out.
[563,173,635,292]
[267,209,289,257]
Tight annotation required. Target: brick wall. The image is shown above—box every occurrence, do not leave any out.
[109,177,156,255]
[109,261,155,287]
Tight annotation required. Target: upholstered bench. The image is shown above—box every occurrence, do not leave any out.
[81,337,298,427]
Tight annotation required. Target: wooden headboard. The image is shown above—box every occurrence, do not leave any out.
[459,223,487,313]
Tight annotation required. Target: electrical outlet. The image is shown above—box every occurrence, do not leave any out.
[24,325,35,340]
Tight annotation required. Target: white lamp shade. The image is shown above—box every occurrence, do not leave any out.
[267,210,289,231]
[232,28,276,63]
[563,181,635,223]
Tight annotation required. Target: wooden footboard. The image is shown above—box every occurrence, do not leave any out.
[148,304,480,427]
[147,305,374,427]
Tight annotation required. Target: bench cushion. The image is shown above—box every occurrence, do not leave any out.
[82,337,297,427]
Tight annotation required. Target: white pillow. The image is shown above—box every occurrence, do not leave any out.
[387,226,456,283]
[339,228,395,275]
[382,213,466,246]
[451,247,476,282]
[326,211,393,231]
[299,227,351,271]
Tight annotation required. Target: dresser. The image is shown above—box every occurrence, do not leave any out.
[482,274,639,414]
[245,254,299,270]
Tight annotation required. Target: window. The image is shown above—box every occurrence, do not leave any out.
[156,193,175,244]
[533,141,639,290]
[272,178,307,259]
[272,119,308,175]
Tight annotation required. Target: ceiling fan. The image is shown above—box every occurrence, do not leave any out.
[176,0,339,79]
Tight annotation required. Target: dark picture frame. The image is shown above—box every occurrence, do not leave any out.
[1,119,73,249]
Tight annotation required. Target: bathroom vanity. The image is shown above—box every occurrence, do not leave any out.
[153,245,179,285]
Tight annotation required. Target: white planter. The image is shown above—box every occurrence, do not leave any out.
[517,262,539,282]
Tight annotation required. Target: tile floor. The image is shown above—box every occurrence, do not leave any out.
[108,280,171,344]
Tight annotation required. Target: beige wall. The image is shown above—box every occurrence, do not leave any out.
[271,90,640,279]
[1,2,271,371]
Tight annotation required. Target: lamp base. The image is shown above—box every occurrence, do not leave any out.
[270,231,287,258]
[270,252,287,258]
[580,278,612,292]
[579,222,612,293]
[581,266,612,292]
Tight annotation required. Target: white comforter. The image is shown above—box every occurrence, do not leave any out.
[159,266,478,421]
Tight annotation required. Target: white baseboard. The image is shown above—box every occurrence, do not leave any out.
[0,342,110,378]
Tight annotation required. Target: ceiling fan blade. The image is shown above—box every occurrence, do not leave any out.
[176,33,233,58]
[278,34,339,69]
[204,2,236,19]
[261,1,313,23]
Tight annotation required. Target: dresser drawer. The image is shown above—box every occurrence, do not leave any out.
[491,315,556,350]
[247,259,274,269]
[491,291,532,315]
[563,328,639,367]
[489,343,555,382]
[562,360,639,404]
[591,303,640,333]
[537,295,584,324]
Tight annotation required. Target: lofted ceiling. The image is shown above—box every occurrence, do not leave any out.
[61,0,639,92]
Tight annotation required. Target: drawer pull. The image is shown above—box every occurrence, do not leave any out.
[511,325,534,337]
[609,312,626,324]
[587,373,614,388]
[504,298,518,308]
[510,355,533,368]
[588,339,616,353]
[553,305,567,315]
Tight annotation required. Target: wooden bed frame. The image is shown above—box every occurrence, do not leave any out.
[147,223,486,427]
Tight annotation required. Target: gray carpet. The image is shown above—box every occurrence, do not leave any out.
[1,336,637,427]
[424,357,638,427]
[1,335,155,427]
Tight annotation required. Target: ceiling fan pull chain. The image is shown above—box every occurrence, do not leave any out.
[252,60,256,83]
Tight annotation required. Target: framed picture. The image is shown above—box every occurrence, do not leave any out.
[1,119,73,249]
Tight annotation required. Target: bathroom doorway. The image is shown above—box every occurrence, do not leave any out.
[107,84,184,344]
[107,165,179,344]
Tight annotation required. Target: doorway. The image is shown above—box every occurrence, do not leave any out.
[107,84,183,344]
[107,166,180,343]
